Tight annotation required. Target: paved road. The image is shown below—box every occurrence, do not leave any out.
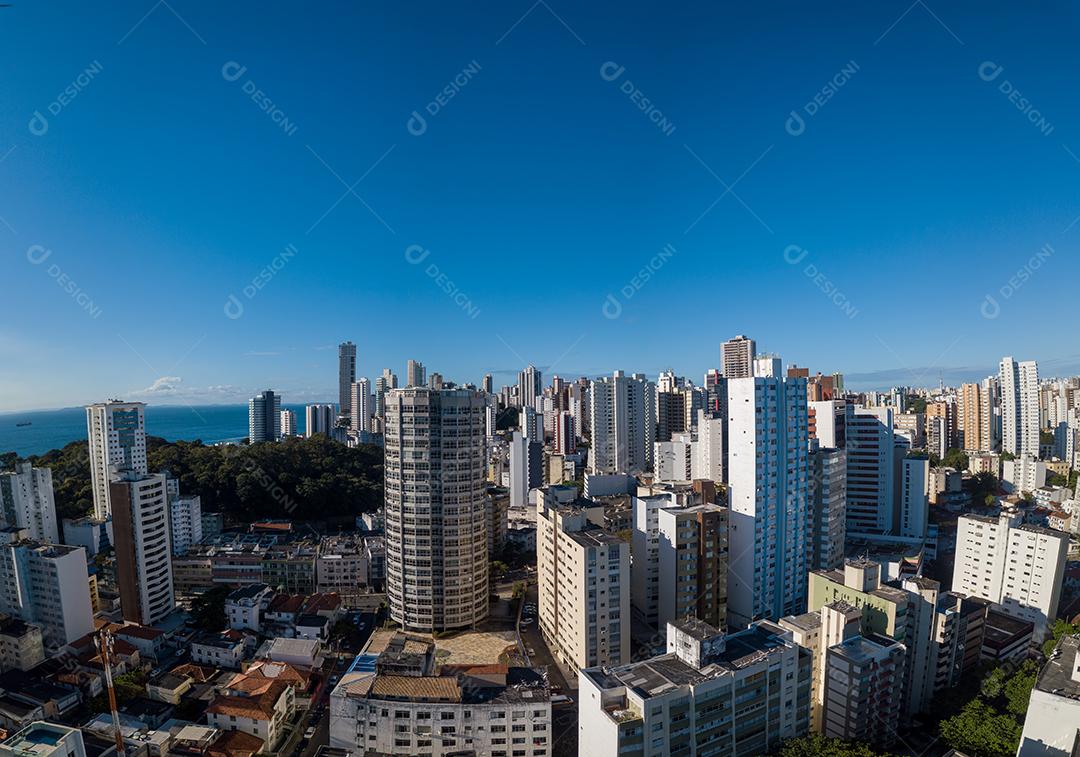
[518,581,579,757]
[293,612,377,757]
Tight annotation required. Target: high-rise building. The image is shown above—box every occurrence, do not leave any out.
[952,511,1069,639]
[384,388,488,631]
[553,410,576,455]
[726,375,809,627]
[809,443,846,572]
[0,528,94,649]
[350,378,372,433]
[110,471,175,625]
[374,368,398,418]
[248,390,281,443]
[509,431,531,509]
[845,406,895,538]
[809,559,991,718]
[821,633,907,747]
[86,400,147,520]
[720,334,756,379]
[518,365,542,410]
[780,600,863,732]
[578,618,810,757]
[960,382,987,452]
[280,408,297,437]
[405,359,425,388]
[170,494,202,556]
[1000,357,1040,458]
[304,403,335,438]
[0,463,59,543]
[338,341,356,416]
[657,504,728,630]
[482,373,493,394]
[896,454,929,539]
[589,371,656,475]
[537,499,630,669]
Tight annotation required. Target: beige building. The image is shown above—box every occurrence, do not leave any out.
[780,600,862,732]
[537,499,630,670]
[384,388,489,632]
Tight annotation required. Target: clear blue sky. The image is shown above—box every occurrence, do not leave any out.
[2,1,1079,411]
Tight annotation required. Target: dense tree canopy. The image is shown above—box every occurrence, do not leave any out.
[772,734,892,757]
[30,434,383,522]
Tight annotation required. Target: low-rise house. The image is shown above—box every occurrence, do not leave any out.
[191,630,248,670]
[114,623,167,663]
[206,662,302,751]
[225,583,273,632]
[146,671,194,705]
[255,638,323,672]
[263,594,305,633]
[294,614,330,641]
[301,593,342,621]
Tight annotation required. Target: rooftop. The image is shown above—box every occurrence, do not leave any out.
[669,617,721,641]
[1036,635,1080,701]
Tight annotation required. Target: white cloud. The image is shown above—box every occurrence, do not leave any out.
[135,376,183,395]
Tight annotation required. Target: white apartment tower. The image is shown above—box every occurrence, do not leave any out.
[350,378,372,433]
[248,390,281,443]
[589,371,656,475]
[338,341,356,415]
[305,403,335,438]
[1000,357,1040,458]
[726,375,810,627]
[0,530,94,649]
[86,400,147,520]
[845,406,895,538]
[720,334,756,379]
[110,471,176,625]
[553,410,576,455]
[169,494,203,556]
[384,388,488,631]
[518,364,542,410]
[952,512,1068,640]
[280,409,297,437]
[0,463,59,543]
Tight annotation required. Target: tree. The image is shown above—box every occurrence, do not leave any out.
[772,733,888,757]
[942,448,969,472]
[1042,619,1080,657]
[939,699,1022,757]
[980,667,1007,699]
[1003,661,1039,717]
[30,435,384,522]
[190,586,231,631]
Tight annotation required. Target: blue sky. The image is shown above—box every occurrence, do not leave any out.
[2,1,1079,411]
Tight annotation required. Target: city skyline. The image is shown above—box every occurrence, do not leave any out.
[3,2,1079,412]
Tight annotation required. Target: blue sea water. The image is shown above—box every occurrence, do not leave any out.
[0,404,315,457]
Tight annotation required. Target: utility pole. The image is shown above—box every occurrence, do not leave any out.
[94,628,126,757]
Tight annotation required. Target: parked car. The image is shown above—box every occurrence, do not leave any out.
[304,727,317,739]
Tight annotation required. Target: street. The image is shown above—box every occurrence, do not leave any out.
[292,611,377,757]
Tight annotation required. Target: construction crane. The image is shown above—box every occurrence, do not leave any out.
[93,628,126,757]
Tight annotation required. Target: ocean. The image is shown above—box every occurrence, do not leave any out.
[0,404,316,457]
